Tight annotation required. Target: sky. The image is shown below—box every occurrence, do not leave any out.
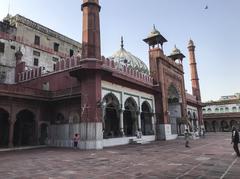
[0,0,240,102]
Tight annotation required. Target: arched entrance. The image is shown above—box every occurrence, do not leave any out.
[187,111,193,132]
[212,121,217,132]
[192,112,197,132]
[14,110,36,146]
[204,121,209,132]
[230,120,238,129]
[103,94,120,138]
[168,85,181,135]
[141,101,153,135]
[124,97,138,136]
[221,120,229,132]
[39,123,48,145]
[0,108,9,147]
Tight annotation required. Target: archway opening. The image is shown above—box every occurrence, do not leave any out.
[204,121,209,132]
[187,111,193,132]
[168,85,181,135]
[39,123,48,145]
[230,120,238,129]
[212,121,217,132]
[141,102,153,135]
[14,110,35,146]
[192,112,197,132]
[124,98,137,137]
[221,120,229,132]
[103,94,120,139]
[104,104,119,138]
[0,108,9,147]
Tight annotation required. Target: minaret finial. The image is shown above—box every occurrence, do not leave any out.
[121,36,124,49]
[8,0,10,15]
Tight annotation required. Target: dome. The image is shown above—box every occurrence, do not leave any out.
[170,45,182,56]
[148,25,161,38]
[188,39,195,47]
[109,37,149,74]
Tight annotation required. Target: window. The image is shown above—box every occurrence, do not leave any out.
[33,50,40,57]
[52,57,59,62]
[220,108,224,112]
[34,58,39,66]
[54,43,59,52]
[34,35,40,45]
[225,107,229,112]
[70,49,74,57]
[215,108,219,113]
[0,42,5,53]
[207,108,212,113]
[232,107,237,112]
[10,45,15,50]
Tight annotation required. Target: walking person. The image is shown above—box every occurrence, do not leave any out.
[73,133,80,149]
[231,126,240,157]
[184,129,191,148]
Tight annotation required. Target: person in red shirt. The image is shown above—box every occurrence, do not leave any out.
[73,133,80,149]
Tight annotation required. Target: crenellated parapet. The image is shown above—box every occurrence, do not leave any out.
[17,56,80,82]
[101,56,153,86]
[18,66,43,82]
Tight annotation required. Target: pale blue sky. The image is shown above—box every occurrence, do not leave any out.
[1,0,240,102]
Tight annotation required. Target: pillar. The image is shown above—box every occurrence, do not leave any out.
[119,109,124,136]
[137,111,141,130]
[8,119,14,148]
[151,113,155,134]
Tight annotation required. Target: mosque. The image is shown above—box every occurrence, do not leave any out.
[0,0,203,149]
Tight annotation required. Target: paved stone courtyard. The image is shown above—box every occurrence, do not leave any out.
[0,133,239,179]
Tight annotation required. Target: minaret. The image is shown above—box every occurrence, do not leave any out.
[188,39,201,101]
[81,0,101,59]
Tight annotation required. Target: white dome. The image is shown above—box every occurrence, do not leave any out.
[109,39,149,74]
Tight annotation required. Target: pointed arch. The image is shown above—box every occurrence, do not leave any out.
[102,93,120,138]
[123,97,138,136]
[124,97,138,111]
[141,101,153,135]
[168,84,179,103]
[0,108,10,147]
[14,109,36,146]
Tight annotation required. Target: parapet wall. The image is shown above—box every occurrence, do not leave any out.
[101,56,153,86]
[17,56,153,86]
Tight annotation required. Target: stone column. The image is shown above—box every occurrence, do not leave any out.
[151,113,155,134]
[137,111,141,130]
[8,120,14,148]
[119,109,124,136]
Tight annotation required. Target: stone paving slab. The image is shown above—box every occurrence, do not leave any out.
[0,133,239,179]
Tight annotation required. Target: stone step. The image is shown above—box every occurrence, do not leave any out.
[129,138,150,144]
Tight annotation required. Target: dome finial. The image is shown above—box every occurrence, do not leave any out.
[188,38,195,47]
[153,24,156,30]
[121,36,124,49]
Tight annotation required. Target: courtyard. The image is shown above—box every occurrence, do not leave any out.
[0,133,239,179]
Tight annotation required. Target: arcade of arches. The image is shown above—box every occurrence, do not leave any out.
[0,108,38,147]
[103,93,154,139]
[204,119,240,132]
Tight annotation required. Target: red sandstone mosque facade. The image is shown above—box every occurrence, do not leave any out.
[0,0,203,149]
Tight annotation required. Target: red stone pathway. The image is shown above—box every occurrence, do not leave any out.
[0,133,239,179]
